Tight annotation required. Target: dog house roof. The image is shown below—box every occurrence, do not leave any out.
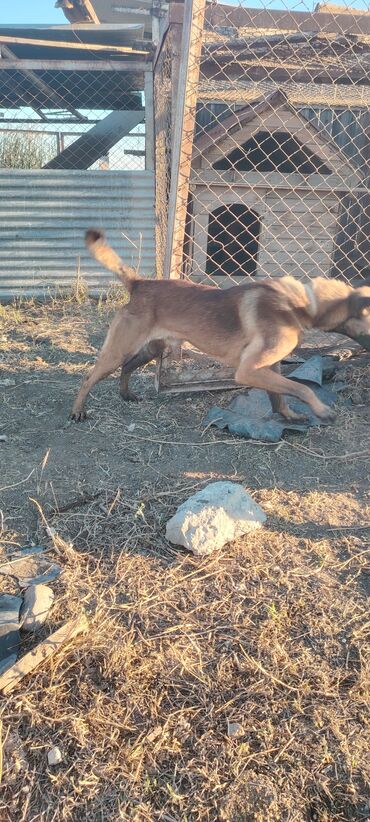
[193,88,362,187]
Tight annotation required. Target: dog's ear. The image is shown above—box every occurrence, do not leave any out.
[349,293,370,318]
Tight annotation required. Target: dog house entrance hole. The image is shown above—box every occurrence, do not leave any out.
[206,204,260,278]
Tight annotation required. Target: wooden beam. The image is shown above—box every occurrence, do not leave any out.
[203,53,370,73]
[0,118,93,124]
[43,110,144,169]
[204,4,370,36]
[169,4,186,25]
[124,148,145,156]
[0,59,149,72]
[153,9,183,71]
[170,1,370,34]
[213,41,370,62]
[0,35,148,56]
[82,0,100,24]
[201,62,370,87]
[0,614,88,695]
[157,346,238,393]
[144,68,154,171]
[163,0,206,280]
[153,17,183,280]
[1,44,85,122]
[170,22,184,153]
[158,376,238,394]
[190,170,361,192]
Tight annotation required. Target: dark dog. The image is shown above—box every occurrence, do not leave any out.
[71,229,370,422]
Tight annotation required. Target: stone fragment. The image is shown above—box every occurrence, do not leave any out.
[47,746,63,766]
[0,594,22,668]
[165,481,266,555]
[20,585,54,632]
[227,720,244,738]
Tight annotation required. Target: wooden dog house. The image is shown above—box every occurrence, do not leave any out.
[188,90,361,283]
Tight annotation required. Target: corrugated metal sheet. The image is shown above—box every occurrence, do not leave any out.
[0,169,155,300]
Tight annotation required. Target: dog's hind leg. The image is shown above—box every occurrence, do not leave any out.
[119,340,167,402]
[70,309,147,421]
[235,331,335,421]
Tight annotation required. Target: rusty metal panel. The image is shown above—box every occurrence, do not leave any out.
[0,169,155,300]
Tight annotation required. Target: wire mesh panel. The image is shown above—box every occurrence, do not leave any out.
[0,68,146,171]
[0,31,155,298]
[156,0,370,389]
[164,0,370,291]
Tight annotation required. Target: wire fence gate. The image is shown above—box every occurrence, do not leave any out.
[154,0,370,393]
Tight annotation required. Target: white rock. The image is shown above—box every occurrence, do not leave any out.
[47,746,63,766]
[165,481,266,555]
[20,585,54,632]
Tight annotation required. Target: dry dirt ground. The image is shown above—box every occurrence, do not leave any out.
[0,297,369,822]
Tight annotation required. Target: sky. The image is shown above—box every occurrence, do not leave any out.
[0,0,369,26]
[0,1,66,26]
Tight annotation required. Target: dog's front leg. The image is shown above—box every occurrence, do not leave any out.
[71,352,126,421]
[268,364,308,422]
[235,336,335,421]
[237,365,335,421]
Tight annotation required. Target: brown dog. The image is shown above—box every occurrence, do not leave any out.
[70,229,370,422]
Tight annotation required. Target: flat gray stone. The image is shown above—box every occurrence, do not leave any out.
[0,594,22,666]
[20,585,54,632]
[18,563,62,588]
[0,654,17,676]
[165,481,266,555]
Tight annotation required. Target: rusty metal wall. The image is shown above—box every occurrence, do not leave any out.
[0,169,155,300]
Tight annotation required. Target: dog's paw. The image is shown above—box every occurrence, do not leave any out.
[69,408,88,422]
[316,404,336,422]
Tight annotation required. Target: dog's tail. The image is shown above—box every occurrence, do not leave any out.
[85,229,139,293]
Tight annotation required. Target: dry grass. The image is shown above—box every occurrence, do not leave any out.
[0,296,369,822]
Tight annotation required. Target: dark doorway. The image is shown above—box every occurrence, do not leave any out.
[206,204,260,277]
[214,131,331,175]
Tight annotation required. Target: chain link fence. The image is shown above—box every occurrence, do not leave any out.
[0,65,146,171]
[157,0,370,291]
[0,31,155,299]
